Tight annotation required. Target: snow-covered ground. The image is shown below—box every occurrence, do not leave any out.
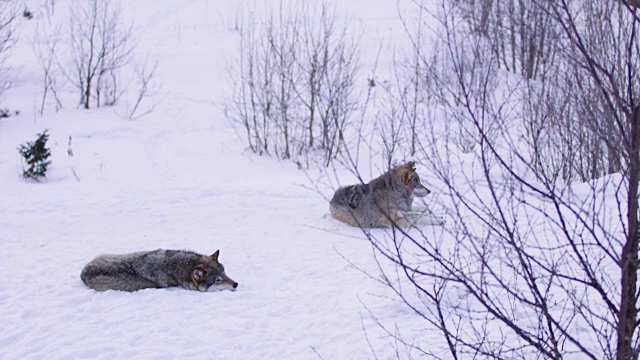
[0,1,443,359]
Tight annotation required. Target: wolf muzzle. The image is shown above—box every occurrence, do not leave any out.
[413,184,431,197]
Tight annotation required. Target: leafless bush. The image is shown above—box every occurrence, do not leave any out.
[0,1,17,102]
[454,0,561,81]
[454,0,627,183]
[65,0,135,109]
[377,32,429,162]
[376,0,506,160]
[352,0,640,358]
[33,0,159,118]
[34,22,64,114]
[437,0,624,182]
[124,57,161,120]
[43,0,56,23]
[525,0,633,183]
[226,1,360,167]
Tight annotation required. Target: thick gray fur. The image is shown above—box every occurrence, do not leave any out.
[80,249,238,292]
[329,162,432,228]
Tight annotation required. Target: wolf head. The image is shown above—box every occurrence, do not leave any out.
[191,250,238,292]
[395,161,431,197]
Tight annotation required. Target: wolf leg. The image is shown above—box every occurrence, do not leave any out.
[376,212,414,228]
[400,211,446,226]
[403,212,445,225]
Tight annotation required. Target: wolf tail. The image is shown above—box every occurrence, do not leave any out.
[81,261,157,292]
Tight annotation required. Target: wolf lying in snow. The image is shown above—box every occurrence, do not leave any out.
[81,249,238,292]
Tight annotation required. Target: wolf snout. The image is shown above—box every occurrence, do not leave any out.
[414,185,431,197]
[225,278,239,290]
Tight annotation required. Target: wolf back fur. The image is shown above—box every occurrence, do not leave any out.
[80,249,238,292]
[329,162,431,228]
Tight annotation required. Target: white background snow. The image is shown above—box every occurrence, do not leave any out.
[0,0,447,359]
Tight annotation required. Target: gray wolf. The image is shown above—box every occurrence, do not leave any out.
[81,249,238,292]
[330,161,435,228]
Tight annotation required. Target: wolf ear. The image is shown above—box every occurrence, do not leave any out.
[210,250,220,262]
[403,171,412,184]
[407,161,416,171]
[399,167,412,185]
[192,268,206,282]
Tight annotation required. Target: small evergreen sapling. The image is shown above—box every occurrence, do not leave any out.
[18,130,52,180]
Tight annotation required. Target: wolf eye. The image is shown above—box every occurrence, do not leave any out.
[214,276,223,283]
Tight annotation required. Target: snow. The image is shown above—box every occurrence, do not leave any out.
[0,1,439,359]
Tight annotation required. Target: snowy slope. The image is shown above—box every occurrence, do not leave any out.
[0,1,441,359]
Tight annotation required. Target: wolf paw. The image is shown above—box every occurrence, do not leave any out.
[416,214,445,226]
[400,211,445,227]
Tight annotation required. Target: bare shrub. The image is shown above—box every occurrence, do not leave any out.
[455,0,561,80]
[0,1,18,102]
[525,0,633,183]
[372,3,431,166]
[226,1,360,167]
[64,0,135,109]
[33,0,159,118]
[352,0,640,358]
[124,57,161,120]
[34,22,64,114]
